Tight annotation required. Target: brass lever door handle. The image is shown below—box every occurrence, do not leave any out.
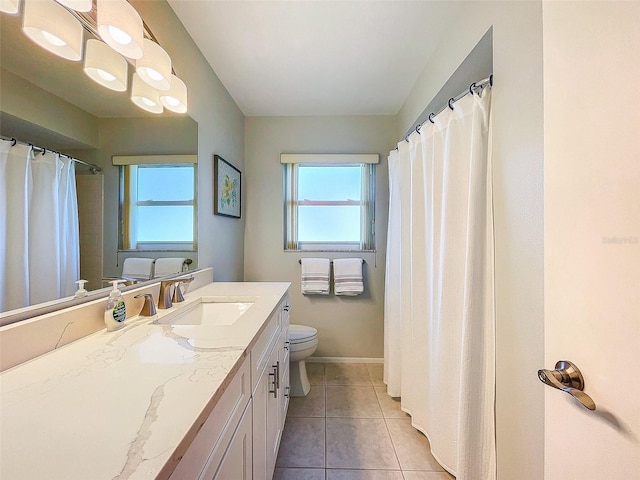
[538,360,596,411]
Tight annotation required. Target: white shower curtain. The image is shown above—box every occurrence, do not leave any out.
[0,142,80,311]
[384,87,495,479]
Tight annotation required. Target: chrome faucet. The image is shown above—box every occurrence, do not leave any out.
[158,275,195,309]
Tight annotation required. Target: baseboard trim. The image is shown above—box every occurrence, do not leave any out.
[307,356,383,364]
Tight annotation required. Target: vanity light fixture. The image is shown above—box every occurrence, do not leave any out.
[22,0,83,61]
[84,38,127,91]
[54,0,90,12]
[131,72,163,114]
[97,0,143,59]
[0,0,20,14]
[160,74,188,113]
[136,38,171,91]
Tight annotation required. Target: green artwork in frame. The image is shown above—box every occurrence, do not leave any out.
[213,154,241,218]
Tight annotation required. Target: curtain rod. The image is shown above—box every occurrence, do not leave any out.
[0,136,102,174]
[397,74,493,148]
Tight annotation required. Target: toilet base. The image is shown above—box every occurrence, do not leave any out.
[289,359,311,397]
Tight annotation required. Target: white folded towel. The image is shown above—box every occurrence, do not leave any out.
[333,258,364,296]
[121,257,155,280]
[154,258,187,277]
[301,258,331,295]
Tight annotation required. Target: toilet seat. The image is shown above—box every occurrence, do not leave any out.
[289,325,318,345]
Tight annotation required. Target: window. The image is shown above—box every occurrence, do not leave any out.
[120,164,196,250]
[283,155,376,251]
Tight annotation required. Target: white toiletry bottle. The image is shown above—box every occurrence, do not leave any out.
[104,280,126,331]
[74,279,88,298]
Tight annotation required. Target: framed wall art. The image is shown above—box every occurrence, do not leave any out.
[213,154,241,218]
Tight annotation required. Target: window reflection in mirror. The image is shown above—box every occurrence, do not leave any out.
[120,164,197,250]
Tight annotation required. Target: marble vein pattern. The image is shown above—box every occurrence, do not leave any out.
[0,282,290,480]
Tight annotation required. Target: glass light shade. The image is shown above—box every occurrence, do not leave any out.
[136,38,171,91]
[0,0,20,14]
[160,75,188,113]
[97,0,143,59]
[84,39,127,91]
[22,0,83,61]
[55,0,90,11]
[131,73,163,114]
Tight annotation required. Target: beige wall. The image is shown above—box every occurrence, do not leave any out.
[244,116,397,359]
[134,0,246,282]
[0,68,99,148]
[399,2,544,479]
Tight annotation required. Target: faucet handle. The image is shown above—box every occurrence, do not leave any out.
[134,293,157,317]
[171,276,195,304]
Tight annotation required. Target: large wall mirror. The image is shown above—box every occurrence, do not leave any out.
[0,7,198,322]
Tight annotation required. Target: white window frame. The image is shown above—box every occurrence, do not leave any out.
[119,163,197,251]
[282,154,377,252]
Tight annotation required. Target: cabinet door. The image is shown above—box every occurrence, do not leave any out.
[200,401,252,480]
[279,359,290,437]
[265,350,280,479]
[253,343,280,480]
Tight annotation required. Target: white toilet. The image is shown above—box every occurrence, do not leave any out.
[288,324,318,397]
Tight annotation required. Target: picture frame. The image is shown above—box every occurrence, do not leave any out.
[213,154,241,218]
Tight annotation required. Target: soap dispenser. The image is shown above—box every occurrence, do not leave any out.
[104,280,126,331]
[74,279,88,298]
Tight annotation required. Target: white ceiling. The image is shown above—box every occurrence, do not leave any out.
[167,0,463,117]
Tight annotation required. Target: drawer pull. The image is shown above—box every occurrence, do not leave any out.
[269,368,278,398]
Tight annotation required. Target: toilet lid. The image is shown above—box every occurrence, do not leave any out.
[289,324,318,343]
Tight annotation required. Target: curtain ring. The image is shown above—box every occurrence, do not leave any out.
[448,98,455,110]
[469,82,476,95]
[11,138,17,146]
[41,148,46,156]
[416,123,422,134]
[489,74,493,86]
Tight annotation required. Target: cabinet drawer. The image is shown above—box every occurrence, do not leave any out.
[170,356,251,480]
[250,310,280,393]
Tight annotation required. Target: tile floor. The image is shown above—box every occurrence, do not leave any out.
[274,363,455,480]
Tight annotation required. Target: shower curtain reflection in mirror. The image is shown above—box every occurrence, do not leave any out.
[0,141,80,311]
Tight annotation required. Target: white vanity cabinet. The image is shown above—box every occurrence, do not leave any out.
[169,292,290,480]
[252,295,290,480]
[170,356,252,480]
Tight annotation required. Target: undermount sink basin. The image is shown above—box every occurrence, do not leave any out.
[159,297,255,326]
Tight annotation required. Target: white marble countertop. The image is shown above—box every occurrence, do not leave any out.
[0,282,290,480]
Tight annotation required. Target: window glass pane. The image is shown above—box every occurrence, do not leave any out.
[137,166,194,201]
[136,206,193,242]
[298,206,360,242]
[298,165,361,201]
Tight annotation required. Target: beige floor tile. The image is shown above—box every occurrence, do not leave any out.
[326,386,383,418]
[276,417,326,468]
[402,472,455,480]
[385,418,444,471]
[366,363,386,386]
[274,467,326,480]
[374,387,409,419]
[306,362,326,385]
[288,385,326,417]
[326,418,399,470]
[326,470,403,480]
[325,363,372,386]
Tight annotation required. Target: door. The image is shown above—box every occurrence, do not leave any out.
[543,2,640,479]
